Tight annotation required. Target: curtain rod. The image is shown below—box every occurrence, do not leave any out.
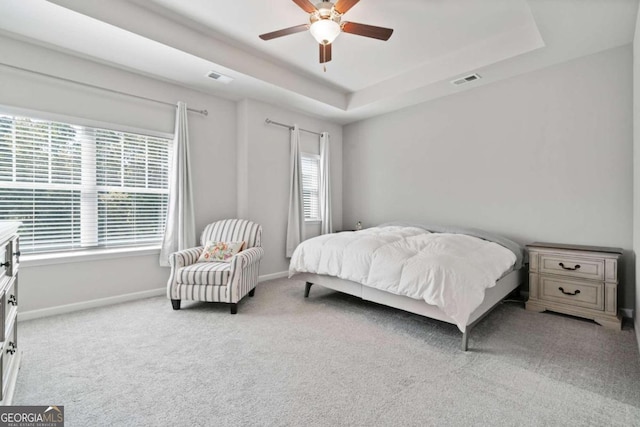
[0,62,208,116]
[265,118,321,136]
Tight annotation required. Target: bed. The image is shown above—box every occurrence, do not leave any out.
[289,222,524,350]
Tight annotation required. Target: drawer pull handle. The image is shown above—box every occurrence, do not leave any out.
[558,287,581,296]
[558,262,580,271]
[0,261,9,268]
[8,295,16,306]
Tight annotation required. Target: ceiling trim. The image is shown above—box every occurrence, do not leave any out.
[48,0,349,110]
[0,0,635,125]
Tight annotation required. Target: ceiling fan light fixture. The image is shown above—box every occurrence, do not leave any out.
[309,19,341,45]
[259,0,393,64]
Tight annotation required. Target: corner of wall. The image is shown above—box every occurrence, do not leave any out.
[633,4,640,356]
[237,99,249,219]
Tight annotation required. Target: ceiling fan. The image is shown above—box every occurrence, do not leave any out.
[259,0,394,66]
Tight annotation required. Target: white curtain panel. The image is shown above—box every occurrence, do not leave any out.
[286,125,305,257]
[320,132,332,235]
[160,102,196,266]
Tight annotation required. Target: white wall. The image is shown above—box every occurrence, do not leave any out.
[0,35,344,314]
[237,99,343,275]
[633,9,640,349]
[343,45,635,309]
[0,36,237,313]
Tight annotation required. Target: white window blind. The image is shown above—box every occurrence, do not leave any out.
[301,153,320,221]
[0,114,172,254]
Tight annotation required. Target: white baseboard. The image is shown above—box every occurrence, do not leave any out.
[620,308,634,319]
[19,271,291,321]
[258,271,288,282]
[18,288,166,322]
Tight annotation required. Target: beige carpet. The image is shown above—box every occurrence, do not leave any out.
[13,278,640,426]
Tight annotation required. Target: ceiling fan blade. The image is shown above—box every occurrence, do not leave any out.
[259,24,309,40]
[342,22,394,41]
[319,43,332,63]
[291,0,317,13]
[334,0,360,14]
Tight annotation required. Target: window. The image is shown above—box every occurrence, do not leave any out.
[301,153,320,222]
[0,114,172,255]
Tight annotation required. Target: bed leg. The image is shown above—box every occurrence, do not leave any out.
[304,282,313,298]
[461,331,469,351]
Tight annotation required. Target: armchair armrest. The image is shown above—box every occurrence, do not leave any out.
[169,246,204,268]
[167,246,203,301]
[230,247,264,271]
[228,247,264,303]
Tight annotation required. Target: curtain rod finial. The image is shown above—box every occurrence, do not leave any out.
[203,110,208,116]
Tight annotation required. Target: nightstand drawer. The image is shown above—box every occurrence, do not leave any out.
[539,276,603,310]
[539,255,604,281]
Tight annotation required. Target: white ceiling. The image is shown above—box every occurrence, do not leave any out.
[140,0,541,92]
[0,0,638,124]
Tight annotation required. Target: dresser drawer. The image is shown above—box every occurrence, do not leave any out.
[8,237,18,278]
[0,237,18,281]
[1,319,16,401]
[0,243,6,285]
[539,276,604,311]
[1,277,16,342]
[539,254,604,281]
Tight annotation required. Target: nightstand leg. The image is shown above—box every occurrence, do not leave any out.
[594,316,622,330]
[525,301,545,312]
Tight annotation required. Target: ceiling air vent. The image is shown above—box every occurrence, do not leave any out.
[451,73,481,86]
[206,71,233,84]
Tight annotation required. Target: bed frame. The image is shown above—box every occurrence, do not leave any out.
[291,269,523,351]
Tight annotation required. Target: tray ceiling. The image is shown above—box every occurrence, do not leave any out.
[0,0,637,123]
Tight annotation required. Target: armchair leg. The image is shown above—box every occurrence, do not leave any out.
[304,282,313,298]
[248,288,256,297]
[230,303,238,314]
[171,299,181,310]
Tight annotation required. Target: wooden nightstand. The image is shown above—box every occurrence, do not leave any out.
[526,242,622,329]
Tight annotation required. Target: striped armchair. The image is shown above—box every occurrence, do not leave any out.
[167,219,263,314]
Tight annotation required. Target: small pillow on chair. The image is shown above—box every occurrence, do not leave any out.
[198,241,245,263]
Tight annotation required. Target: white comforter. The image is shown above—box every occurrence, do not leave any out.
[289,226,517,331]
